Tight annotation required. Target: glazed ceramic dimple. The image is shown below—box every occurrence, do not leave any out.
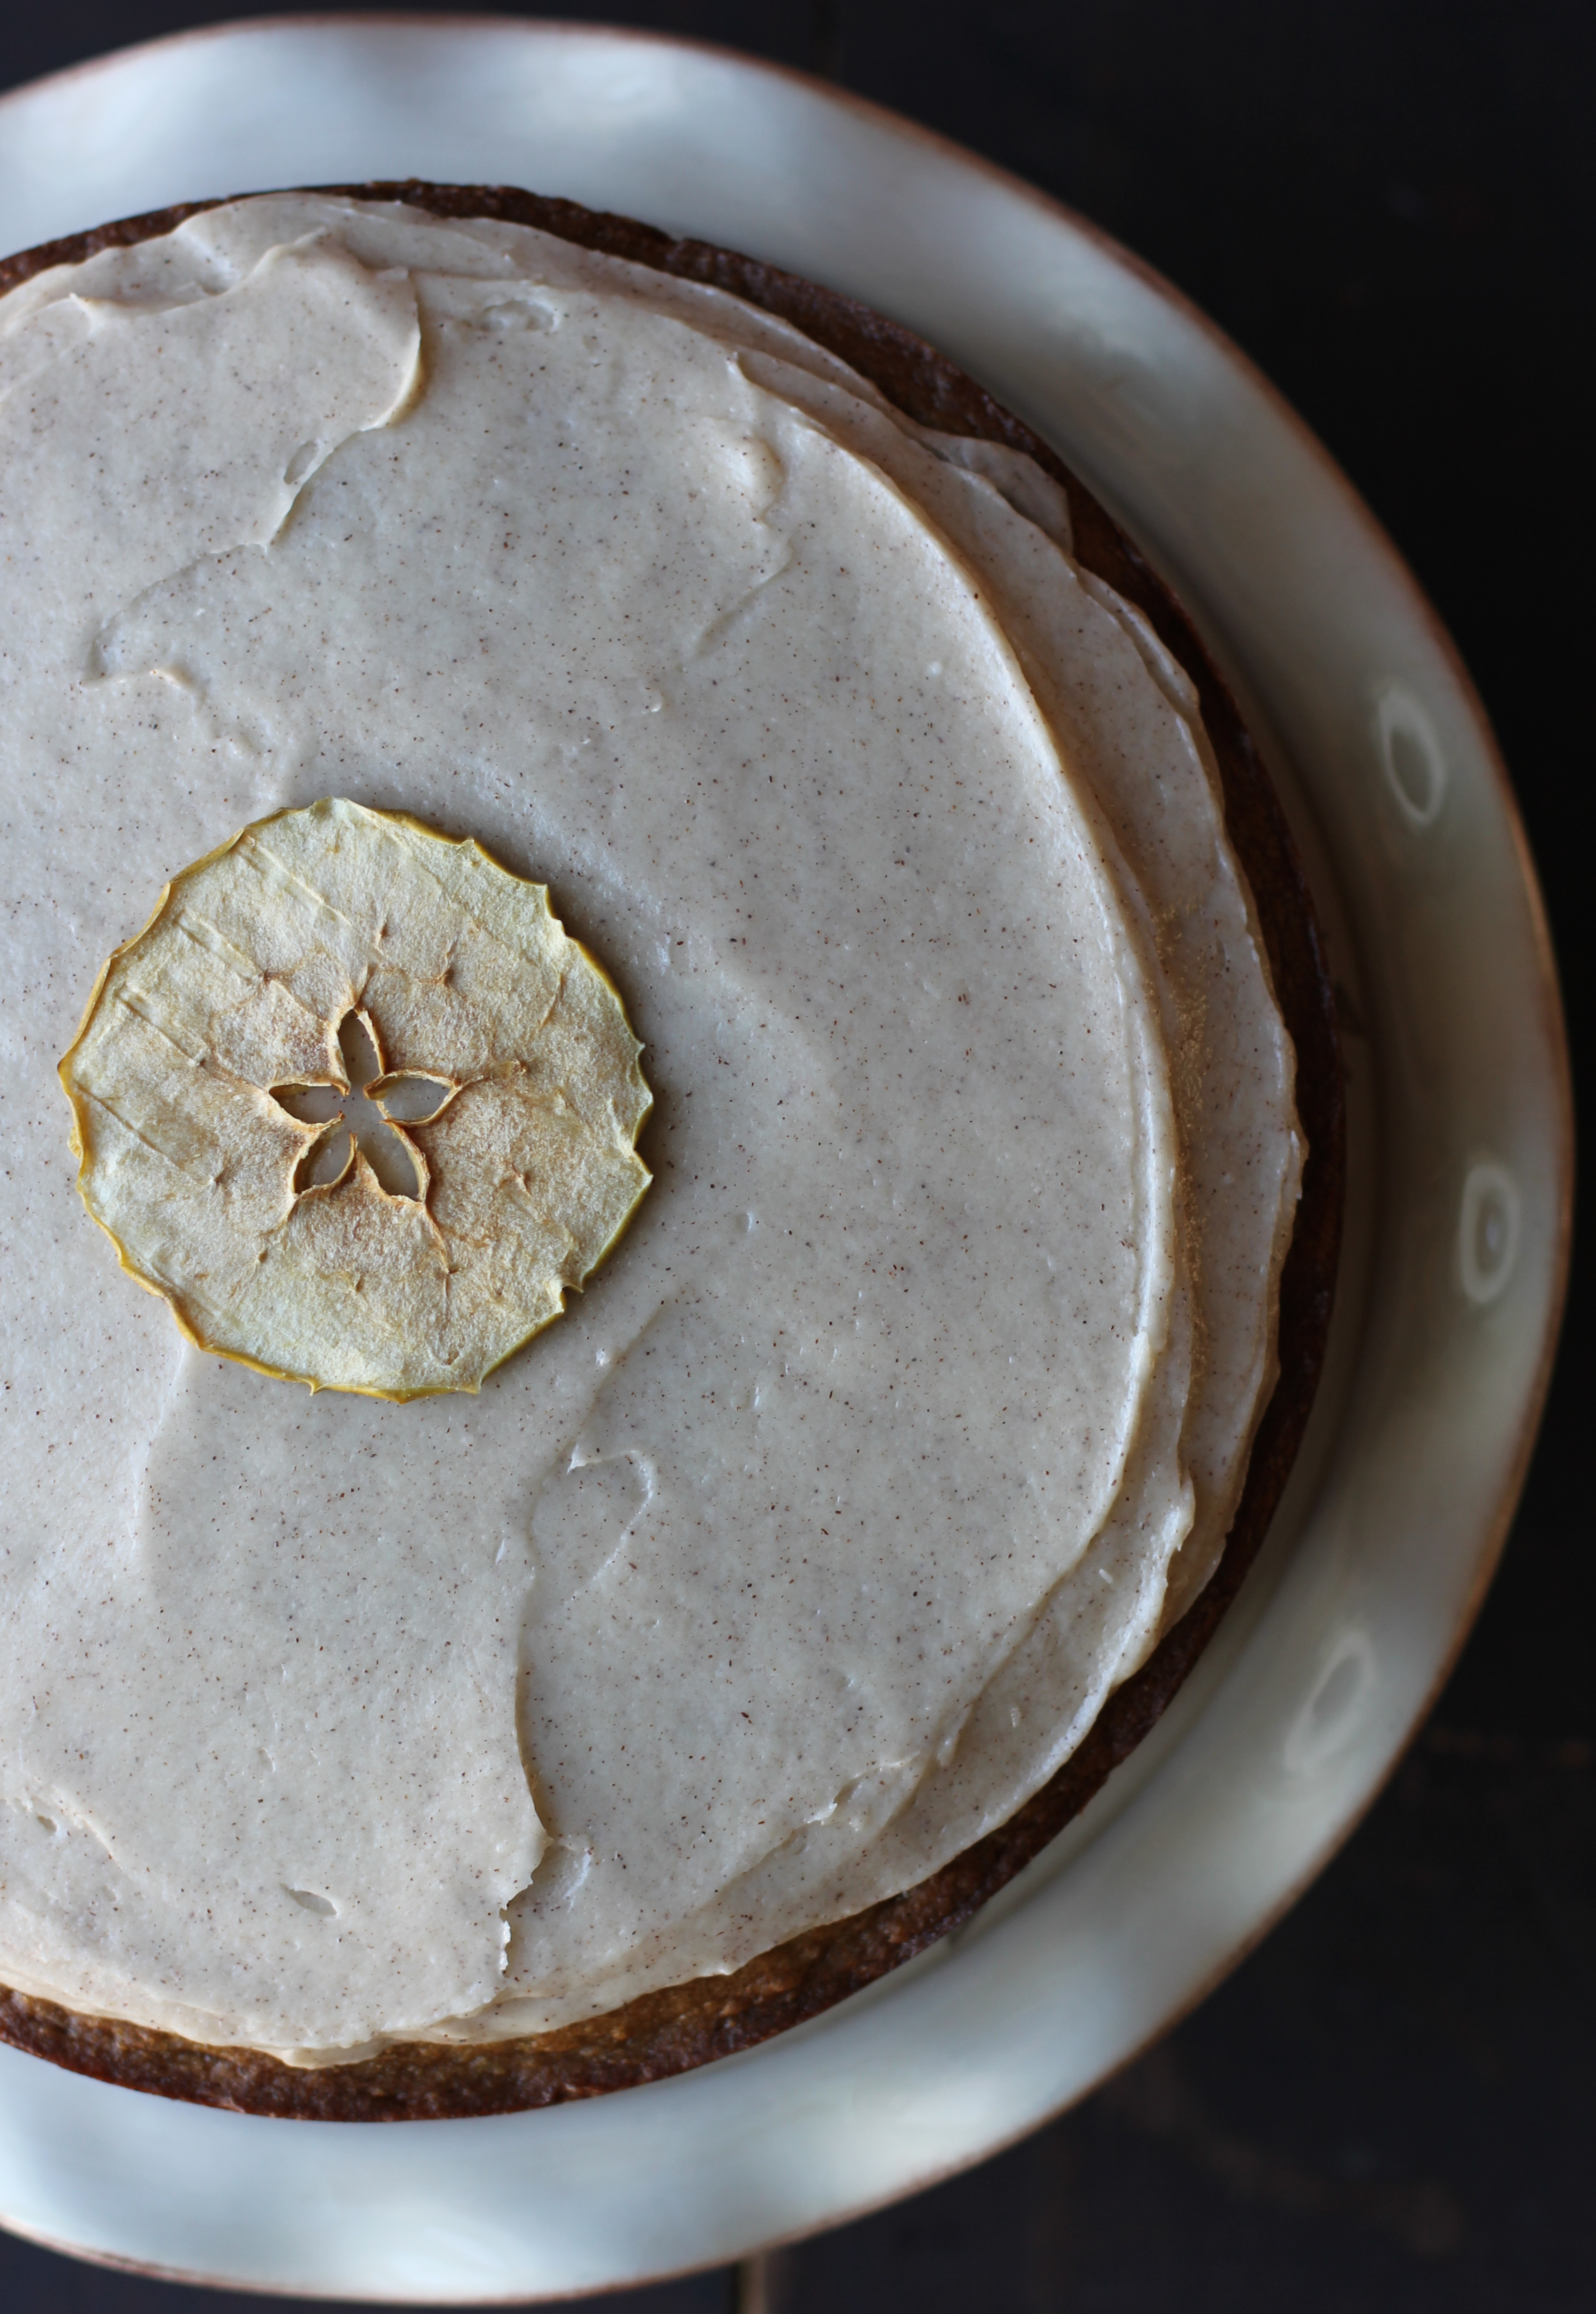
[0,20,1571,2303]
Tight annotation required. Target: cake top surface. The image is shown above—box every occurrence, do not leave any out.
[0,195,1297,2057]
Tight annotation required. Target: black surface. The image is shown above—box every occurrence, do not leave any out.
[0,4,1589,2307]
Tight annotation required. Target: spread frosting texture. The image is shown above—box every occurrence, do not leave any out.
[0,198,1299,2053]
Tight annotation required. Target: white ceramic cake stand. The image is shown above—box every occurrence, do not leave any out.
[0,20,1571,2303]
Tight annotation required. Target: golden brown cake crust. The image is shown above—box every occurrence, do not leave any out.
[0,184,1345,2119]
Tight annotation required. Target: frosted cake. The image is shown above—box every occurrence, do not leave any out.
[0,187,1341,2116]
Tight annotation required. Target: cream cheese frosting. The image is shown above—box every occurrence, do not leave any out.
[0,197,1299,2056]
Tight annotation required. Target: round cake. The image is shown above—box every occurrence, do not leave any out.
[0,186,1341,2117]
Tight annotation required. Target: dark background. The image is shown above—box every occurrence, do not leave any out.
[0,6,1589,2308]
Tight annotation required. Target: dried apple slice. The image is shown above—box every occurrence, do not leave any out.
[58,798,652,1398]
